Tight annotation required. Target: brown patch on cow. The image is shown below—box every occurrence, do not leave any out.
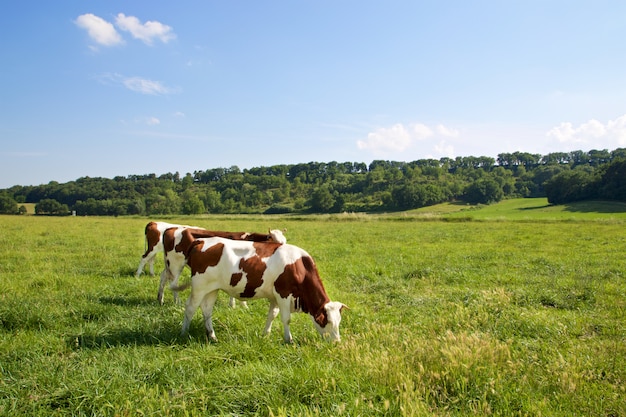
[238,255,268,298]
[175,228,203,255]
[230,242,281,298]
[230,272,243,287]
[162,227,178,253]
[142,222,162,257]
[187,241,225,275]
[253,241,282,258]
[175,229,273,258]
[245,233,273,242]
[274,256,330,325]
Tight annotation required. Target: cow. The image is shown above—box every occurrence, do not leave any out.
[175,237,347,343]
[158,227,287,305]
[135,221,194,277]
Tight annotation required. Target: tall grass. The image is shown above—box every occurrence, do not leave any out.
[0,204,625,416]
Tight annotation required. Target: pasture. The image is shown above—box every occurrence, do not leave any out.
[1,200,625,416]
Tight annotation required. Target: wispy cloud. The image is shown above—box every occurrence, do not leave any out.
[115,13,175,45]
[96,73,178,95]
[123,76,175,95]
[547,114,626,146]
[75,13,124,47]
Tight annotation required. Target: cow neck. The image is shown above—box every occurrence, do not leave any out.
[276,256,330,319]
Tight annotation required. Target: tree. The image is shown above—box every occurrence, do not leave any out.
[0,195,18,214]
[35,199,69,215]
[181,190,206,214]
[309,186,336,212]
[463,178,504,204]
[544,169,596,204]
[598,159,626,201]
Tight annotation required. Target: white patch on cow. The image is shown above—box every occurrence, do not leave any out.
[313,301,346,342]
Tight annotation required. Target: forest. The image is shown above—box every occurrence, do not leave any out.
[1,148,625,215]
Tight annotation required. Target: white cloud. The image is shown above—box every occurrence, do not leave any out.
[75,13,123,47]
[413,123,434,140]
[357,123,413,152]
[436,124,460,138]
[434,140,455,157]
[115,13,175,45]
[547,114,626,146]
[146,117,160,125]
[357,122,459,156]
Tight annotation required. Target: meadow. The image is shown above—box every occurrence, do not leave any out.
[0,199,625,416]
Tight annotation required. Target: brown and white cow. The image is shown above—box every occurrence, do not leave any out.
[136,221,193,277]
[176,237,346,343]
[158,227,287,305]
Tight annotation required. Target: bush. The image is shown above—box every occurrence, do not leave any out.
[35,199,69,215]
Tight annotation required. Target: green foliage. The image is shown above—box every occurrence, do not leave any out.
[4,148,626,215]
[35,198,69,215]
[0,211,624,416]
[463,177,504,204]
[598,158,626,201]
[0,195,18,214]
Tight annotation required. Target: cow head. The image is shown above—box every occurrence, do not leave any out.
[268,228,287,244]
[312,301,347,342]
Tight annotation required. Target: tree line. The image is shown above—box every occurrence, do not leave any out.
[1,148,625,216]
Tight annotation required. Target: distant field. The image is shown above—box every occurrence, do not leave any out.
[1,201,625,415]
[405,197,626,221]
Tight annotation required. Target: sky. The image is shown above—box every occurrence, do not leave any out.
[2,1,626,188]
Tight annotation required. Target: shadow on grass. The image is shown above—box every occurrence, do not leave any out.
[98,295,158,307]
[561,200,626,213]
[66,327,186,349]
[517,204,551,211]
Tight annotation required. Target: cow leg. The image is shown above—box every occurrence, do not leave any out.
[263,301,280,336]
[170,271,180,305]
[200,291,219,342]
[181,287,204,336]
[148,257,155,276]
[136,251,157,277]
[228,297,248,309]
[135,255,149,277]
[157,269,170,305]
[279,307,293,344]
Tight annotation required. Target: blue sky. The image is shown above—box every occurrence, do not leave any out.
[2,1,626,188]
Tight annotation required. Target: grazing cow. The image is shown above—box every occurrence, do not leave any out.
[176,237,346,343]
[136,221,193,277]
[158,227,287,305]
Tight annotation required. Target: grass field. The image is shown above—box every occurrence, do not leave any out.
[1,198,625,416]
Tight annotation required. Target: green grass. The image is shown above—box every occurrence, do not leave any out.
[412,198,626,221]
[1,200,625,416]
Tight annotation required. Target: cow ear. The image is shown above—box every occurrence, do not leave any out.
[314,312,327,327]
[329,301,348,312]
